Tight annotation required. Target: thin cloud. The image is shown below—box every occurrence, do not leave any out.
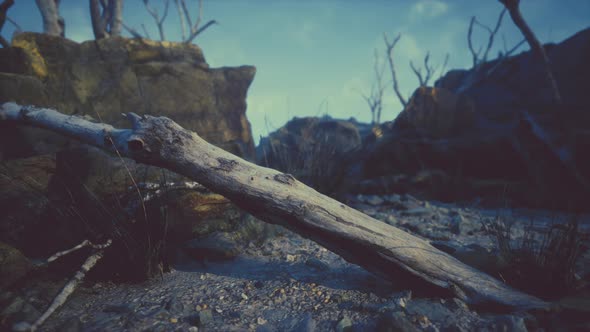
[411,0,449,19]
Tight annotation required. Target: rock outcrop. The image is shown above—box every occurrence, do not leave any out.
[0,32,256,159]
[0,33,256,279]
[358,28,590,210]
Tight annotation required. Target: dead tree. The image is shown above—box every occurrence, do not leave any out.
[35,0,65,37]
[175,0,218,44]
[468,8,506,68]
[89,0,124,39]
[383,32,449,107]
[498,0,561,105]
[0,102,548,310]
[457,8,526,93]
[409,51,448,87]
[143,0,169,41]
[361,49,387,125]
[0,0,14,48]
[383,33,407,108]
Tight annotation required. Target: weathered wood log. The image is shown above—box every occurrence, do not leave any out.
[0,102,548,310]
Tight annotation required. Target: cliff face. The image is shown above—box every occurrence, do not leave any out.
[0,32,256,159]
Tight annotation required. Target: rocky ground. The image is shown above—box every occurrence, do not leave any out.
[5,194,590,332]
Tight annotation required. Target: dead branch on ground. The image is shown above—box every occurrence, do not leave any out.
[13,239,112,332]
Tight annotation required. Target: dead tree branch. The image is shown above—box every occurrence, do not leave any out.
[143,0,169,41]
[409,52,441,87]
[173,0,186,41]
[35,0,65,37]
[0,0,15,48]
[498,0,561,105]
[0,102,548,310]
[383,32,407,108]
[361,49,387,125]
[468,8,506,68]
[14,239,112,331]
[122,22,144,39]
[179,0,217,43]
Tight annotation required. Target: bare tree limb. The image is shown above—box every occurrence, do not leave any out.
[6,16,21,31]
[383,32,407,108]
[498,0,562,105]
[409,52,438,87]
[361,49,387,125]
[0,0,14,48]
[468,8,506,68]
[185,19,217,44]
[14,239,112,332]
[173,0,186,41]
[122,22,144,39]
[143,0,169,41]
[0,102,549,310]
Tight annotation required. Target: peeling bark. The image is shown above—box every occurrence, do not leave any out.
[0,102,548,310]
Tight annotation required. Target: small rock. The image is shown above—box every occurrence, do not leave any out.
[188,327,199,332]
[391,290,412,309]
[257,317,268,325]
[286,254,297,262]
[336,316,353,332]
[241,293,249,300]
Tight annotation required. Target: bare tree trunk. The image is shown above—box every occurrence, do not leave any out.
[110,0,123,37]
[498,0,561,105]
[89,0,107,39]
[90,0,124,39]
[0,102,548,310]
[0,0,15,48]
[35,0,64,37]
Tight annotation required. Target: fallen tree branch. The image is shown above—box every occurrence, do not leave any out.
[14,239,112,332]
[0,102,548,310]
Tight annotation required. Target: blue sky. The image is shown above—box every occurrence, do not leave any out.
[3,0,589,143]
